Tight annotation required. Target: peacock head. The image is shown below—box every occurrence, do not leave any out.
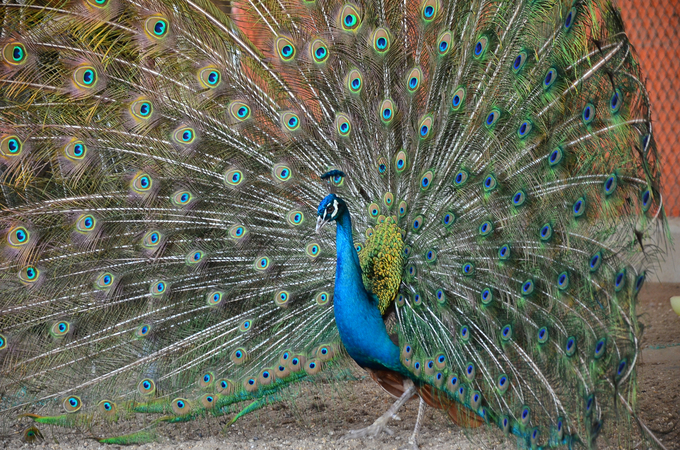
[316,194,347,233]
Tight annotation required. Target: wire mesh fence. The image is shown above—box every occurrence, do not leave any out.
[620,0,680,217]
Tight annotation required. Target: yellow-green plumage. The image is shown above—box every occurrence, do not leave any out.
[359,218,405,314]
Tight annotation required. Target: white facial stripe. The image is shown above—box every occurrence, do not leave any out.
[331,199,339,218]
[322,209,327,221]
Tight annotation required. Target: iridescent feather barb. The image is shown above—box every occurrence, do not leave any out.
[0,0,667,447]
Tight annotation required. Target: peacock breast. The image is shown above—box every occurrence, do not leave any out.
[358,217,405,314]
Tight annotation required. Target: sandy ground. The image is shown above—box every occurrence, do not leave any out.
[4,282,680,450]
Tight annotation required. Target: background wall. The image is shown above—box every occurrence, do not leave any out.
[620,0,679,218]
[619,0,679,281]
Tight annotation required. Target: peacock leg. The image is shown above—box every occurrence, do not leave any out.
[408,397,426,450]
[343,381,416,440]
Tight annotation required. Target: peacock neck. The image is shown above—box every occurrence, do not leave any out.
[332,208,404,374]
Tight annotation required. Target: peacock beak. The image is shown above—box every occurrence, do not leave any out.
[316,216,330,234]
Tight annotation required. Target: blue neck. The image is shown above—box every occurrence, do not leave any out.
[332,209,404,373]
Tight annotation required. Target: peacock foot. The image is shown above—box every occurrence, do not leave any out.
[343,414,395,440]
[343,382,416,441]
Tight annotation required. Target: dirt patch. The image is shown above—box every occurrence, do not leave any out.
[3,283,679,450]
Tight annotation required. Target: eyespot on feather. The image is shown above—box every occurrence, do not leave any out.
[149,280,168,296]
[406,67,423,93]
[224,168,244,186]
[63,396,82,413]
[274,290,290,307]
[517,120,532,139]
[129,98,154,121]
[395,150,407,172]
[199,371,215,389]
[186,250,204,265]
[453,169,469,186]
[144,15,170,39]
[172,125,196,146]
[142,230,162,248]
[95,272,115,290]
[418,116,433,139]
[317,344,335,361]
[171,398,190,415]
[0,135,23,157]
[2,41,27,66]
[18,266,40,284]
[478,220,493,236]
[437,31,451,55]
[306,242,321,258]
[461,262,475,276]
[229,224,248,240]
[171,190,194,207]
[480,288,493,305]
[412,215,423,232]
[200,393,216,409]
[243,377,258,392]
[273,163,293,181]
[281,112,301,131]
[482,174,497,191]
[346,68,363,93]
[311,39,330,63]
[339,4,362,31]
[258,368,275,386]
[398,200,407,217]
[557,271,570,290]
[136,323,151,338]
[216,379,234,395]
[512,50,528,73]
[543,68,557,89]
[50,321,70,338]
[7,226,30,247]
[275,36,296,62]
[420,0,439,21]
[286,210,305,226]
[131,172,153,193]
[254,256,270,271]
[484,108,501,128]
[229,102,251,122]
[372,28,391,54]
[64,139,87,161]
[72,65,99,90]
[368,203,380,218]
[304,359,322,375]
[451,86,466,111]
[316,291,330,305]
[98,400,117,416]
[288,355,306,372]
[383,192,394,207]
[230,348,247,365]
[582,102,595,125]
[138,378,156,395]
[207,290,224,306]
[379,99,396,124]
[197,66,222,89]
[473,35,488,59]
[336,113,351,137]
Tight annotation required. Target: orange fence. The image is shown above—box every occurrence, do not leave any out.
[620,1,679,216]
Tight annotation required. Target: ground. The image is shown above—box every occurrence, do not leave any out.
[5,283,680,450]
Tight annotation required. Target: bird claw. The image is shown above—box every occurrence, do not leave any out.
[343,415,394,440]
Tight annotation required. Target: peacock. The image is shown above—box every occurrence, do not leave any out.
[0,0,668,448]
